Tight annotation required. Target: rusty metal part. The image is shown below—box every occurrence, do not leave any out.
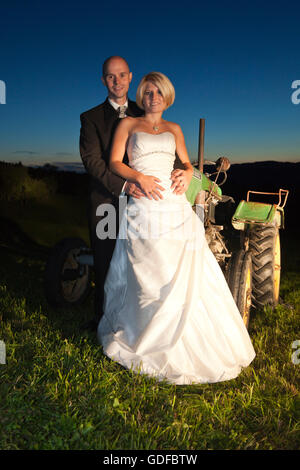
[246,189,289,208]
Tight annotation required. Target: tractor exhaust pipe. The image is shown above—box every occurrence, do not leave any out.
[198,118,205,173]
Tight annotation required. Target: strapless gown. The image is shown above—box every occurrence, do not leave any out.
[97,132,255,385]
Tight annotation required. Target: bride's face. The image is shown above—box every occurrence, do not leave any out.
[142,81,166,113]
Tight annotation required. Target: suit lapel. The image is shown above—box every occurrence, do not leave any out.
[103,98,119,126]
[126,101,135,117]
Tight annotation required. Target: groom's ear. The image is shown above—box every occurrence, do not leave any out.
[101,75,107,87]
[129,72,132,83]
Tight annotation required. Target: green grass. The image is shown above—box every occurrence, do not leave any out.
[0,231,299,450]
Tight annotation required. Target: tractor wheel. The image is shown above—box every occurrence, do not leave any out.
[226,249,252,329]
[44,237,92,308]
[249,225,281,308]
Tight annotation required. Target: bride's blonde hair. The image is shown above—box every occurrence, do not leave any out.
[136,72,175,110]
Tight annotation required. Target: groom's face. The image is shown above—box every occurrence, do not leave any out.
[102,57,132,105]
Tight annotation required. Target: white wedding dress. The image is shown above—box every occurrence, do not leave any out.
[97,131,255,385]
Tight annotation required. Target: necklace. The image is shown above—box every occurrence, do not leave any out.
[152,121,162,132]
[143,117,162,132]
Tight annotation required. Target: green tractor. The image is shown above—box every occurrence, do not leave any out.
[186,119,289,328]
[44,118,289,329]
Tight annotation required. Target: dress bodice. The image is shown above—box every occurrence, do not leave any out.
[127,131,176,162]
[127,132,176,192]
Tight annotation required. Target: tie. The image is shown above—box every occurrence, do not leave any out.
[118,105,127,118]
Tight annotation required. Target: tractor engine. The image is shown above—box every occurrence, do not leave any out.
[194,190,230,267]
[201,193,230,267]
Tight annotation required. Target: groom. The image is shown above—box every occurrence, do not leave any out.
[80,56,145,330]
[80,56,184,331]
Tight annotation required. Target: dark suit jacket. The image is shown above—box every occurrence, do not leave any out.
[79,98,143,210]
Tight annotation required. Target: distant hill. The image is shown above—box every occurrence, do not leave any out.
[28,161,86,174]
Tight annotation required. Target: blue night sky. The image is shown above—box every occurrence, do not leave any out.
[0,0,300,167]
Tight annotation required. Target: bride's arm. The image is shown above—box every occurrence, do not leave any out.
[109,119,141,183]
[170,124,193,193]
[110,119,165,200]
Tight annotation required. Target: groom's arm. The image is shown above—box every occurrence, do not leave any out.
[174,152,185,170]
[79,113,125,197]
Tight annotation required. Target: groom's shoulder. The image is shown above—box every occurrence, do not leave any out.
[80,100,108,121]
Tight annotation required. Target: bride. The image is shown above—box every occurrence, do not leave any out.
[97,72,255,385]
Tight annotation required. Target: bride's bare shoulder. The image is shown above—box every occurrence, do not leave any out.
[121,116,135,125]
[117,116,138,133]
[166,121,183,136]
[122,116,144,129]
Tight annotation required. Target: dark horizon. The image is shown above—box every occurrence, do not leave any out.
[2,157,300,175]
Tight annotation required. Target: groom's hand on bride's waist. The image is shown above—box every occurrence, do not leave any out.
[123,181,145,199]
[123,181,150,199]
[124,181,164,200]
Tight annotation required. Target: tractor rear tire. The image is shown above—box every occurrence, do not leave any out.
[44,237,92,308]
[249,225,281,308]
[226,249,252,329]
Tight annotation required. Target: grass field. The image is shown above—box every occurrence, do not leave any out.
[0,207,299,451]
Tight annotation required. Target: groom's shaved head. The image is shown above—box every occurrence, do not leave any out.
[102,56,130,76]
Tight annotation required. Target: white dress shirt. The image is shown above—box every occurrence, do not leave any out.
[108,98,128,194]
[108,98,128,114]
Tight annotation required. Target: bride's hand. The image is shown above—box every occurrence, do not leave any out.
[137,174,165,200]
[170,169,192,194]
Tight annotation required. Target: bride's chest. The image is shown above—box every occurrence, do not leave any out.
[127,132,176,159]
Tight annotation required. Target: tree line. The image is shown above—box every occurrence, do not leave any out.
[0,161,89,203]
